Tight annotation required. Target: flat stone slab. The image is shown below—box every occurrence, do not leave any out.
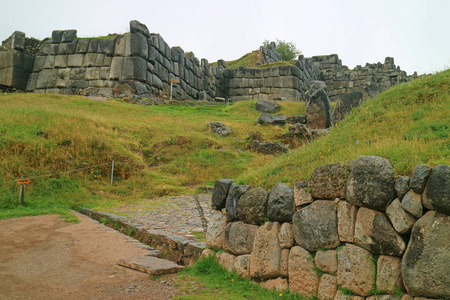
[119,256,184,275]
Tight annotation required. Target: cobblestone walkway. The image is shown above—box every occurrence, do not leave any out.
[112,194,212,241]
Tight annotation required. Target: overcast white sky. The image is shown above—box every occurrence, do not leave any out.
[1,0,449,74]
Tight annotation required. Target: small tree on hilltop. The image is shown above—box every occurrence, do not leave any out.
[262,39,301,61]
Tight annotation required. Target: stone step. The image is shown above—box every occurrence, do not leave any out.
[118,256,184,275]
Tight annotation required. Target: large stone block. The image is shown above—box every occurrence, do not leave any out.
[51,30,63,43]
[67,54,84,67]
[279,248,289,277]
[337,244,374,296]
[260,277,288,292]
[11,31,25,51]
[76,39,90,53]
[315,249,337,275]
[61,30,77,43]
[346,156,396,211]
[205,210,227,249]
[237,187,268,225]
[121,56,147,82]
[306,82,332,129]
[36,69,57,89]
[250,222,281,280]
[255,100,281,113]
[85,67,101,80]
[354,207,405,256]
[337,201,358,243]
[376,255,403,294]
[234,255,251,278]
[256,113,287,126]
[130,33,148,59]
[54,55,68,68]
[386,198,417,234]
[423,164,450,215]
[225,184,251,221]
[217,252,235,273]
[130,20,150,37]
[318,274,338,300]
[288,246,319,297]
[395,176,410,200]
[401,211,450,298]
[332,91,364,124]
[44,55,55,69]
[82,53,97,67]
[56,68,70,87]
[310,163,350,200]
[211,179,233,211]
[293,200,339,251]
[69,68,86,80]
[278,222,294,249]
[410,164,431,194]
[223,221,258,255]
[401,190,423,218]
[32,56,46,72]
[294,181,313,207]
[267,183,294,222]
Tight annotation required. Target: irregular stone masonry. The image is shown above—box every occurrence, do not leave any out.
[1,20,414,103]
[311,54,418,102]
[207,158,450,298]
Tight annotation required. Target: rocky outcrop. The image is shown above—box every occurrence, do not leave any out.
[256,113,287,126]
[207,121,231,137]
[306,81,333,129]
[251,140,288,155]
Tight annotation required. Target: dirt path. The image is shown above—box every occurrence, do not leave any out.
[0,213,186,300]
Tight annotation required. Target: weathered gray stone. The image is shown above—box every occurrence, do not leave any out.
[121,56,146,82]
[267,183,294,222]
[206,121,232,137]
[402,211,450,298]
[11,31,25,51]
[223,221,258,255]
[293,200,340,251]
[56,68,70,87]
[294,181,313,207]
[237,187,268,225]
[306,81,332,129]
[278,222,294,249]
[211,179,233,210]
[401,190,423,218]
[376,255,403,294]
[118,256,183,275]
[288,246,319,297]
[82,53,97,67]
[337,201,358,243]
[310,163,350,200]
[44,55,55,69]
[130,20,150,37]
[129,33,148,60]
[386,198,417,234]
[200,248,215,259]
[395,176,410,200]
[255,100,281,113]
[51,30,63,43]
[69,68,86,80]
[410,164,431,194]
[251,140,288,155]
[250,222,281,280]
[225,184,251,221]
[332,91,363,124]
[337,244,375,296]
[346,156,396,211]
[354,207,406,256]
[423,164,450,215]
[286,115,307,124]
[234,254,251,278]
[36,69,57,89]
[67,54,84,67]
[61,30,77,43]
[318,274,338,300]
[256,113,287,126]
[315,249,337,275]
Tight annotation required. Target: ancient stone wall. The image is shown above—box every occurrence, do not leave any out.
[227,57,321,102]
[259,42,282,64]
[23,21,228,100]
[311,54,413,102]
[206,157,449,299]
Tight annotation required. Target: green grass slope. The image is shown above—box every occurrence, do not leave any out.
[210,50,294,69]
[238,69,449,188]
[0,95,303,219]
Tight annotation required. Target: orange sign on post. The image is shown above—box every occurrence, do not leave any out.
[17,178,31,185]
[170,78,180,84]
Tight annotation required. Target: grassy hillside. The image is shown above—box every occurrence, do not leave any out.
[0,95,303,219]
[237,69,449,188]
[0,69,448,220]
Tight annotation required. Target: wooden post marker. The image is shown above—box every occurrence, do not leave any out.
[169,78,179,101]
[17,175,30,206]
